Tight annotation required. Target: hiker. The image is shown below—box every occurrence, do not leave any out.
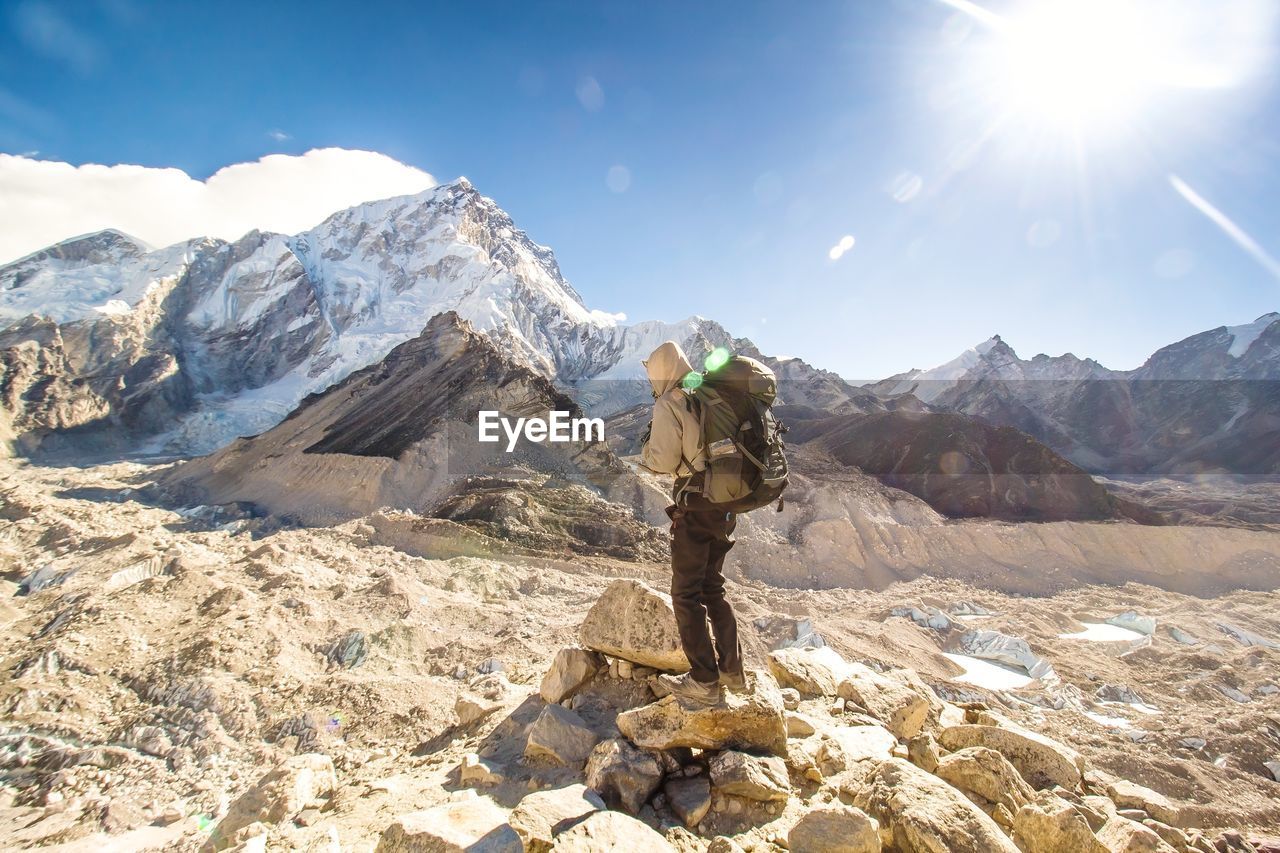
[640,341,788,706]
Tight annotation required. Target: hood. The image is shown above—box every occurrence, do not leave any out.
[644,341,694,397]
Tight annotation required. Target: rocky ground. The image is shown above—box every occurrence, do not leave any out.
[1,458,1279,851]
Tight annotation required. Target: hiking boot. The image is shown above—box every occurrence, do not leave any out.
[657,673,721,707]
[719,668,748,692]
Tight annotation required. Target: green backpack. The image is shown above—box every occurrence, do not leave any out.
[681,354,789,512]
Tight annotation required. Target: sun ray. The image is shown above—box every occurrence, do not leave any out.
[1169,175,1280,282]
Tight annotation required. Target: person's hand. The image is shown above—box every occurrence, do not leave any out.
[640,419,653,446]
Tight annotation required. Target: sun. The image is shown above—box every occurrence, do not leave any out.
[945,0,1274,140]
[996,0,1160,127]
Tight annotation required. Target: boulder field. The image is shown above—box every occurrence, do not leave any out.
[370,578,1265,853]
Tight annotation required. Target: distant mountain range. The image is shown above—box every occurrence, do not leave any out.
[867,314,1280,477]
[1,177,1276,489]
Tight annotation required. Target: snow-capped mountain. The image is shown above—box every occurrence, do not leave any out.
[0,179,859,456]
[867,314,1280,476]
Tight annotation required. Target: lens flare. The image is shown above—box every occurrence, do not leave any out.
[682,371,704,390]
[704,347,731,372]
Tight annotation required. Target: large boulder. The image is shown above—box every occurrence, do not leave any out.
[1012,791,1108,853]
[584,738,664,814]
[787,805,882,853]
[815,725,898,777]
[540,647,605,704]
[709,750,791,802]
[525,704,600,768]
[938,723,1084,790]
[212,754,336,847]
[850,758,1019,853]
[1097,817,1180,853]
[509,785,605,852]
[837,663,934,739]
[617,673,787,755]
[578,579,690,671]
[935,746,1035,813]
[768,646,852,697]
[550,810,674,851]
[376,796,521,853]
[1105,780,1186,829]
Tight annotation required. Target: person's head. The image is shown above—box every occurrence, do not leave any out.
[643,341,693,398]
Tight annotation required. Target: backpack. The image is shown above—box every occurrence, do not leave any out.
[681,354,789,512]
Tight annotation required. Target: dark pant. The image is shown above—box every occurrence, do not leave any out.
[667,495,743,685]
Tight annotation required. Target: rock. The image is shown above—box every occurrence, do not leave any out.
[213,754,337,846]
[709,750,791,802]
[786,712,818,738]
[550,810,674,851]
[585,738,663,814]
[780,688,801,710]
[1107,612,1156,636]
[768,646,852,697]
[456,673,514,726]
[938,723,1084,790]
[849,758,1019,853]
[935,746,1035,813]
[509,784,605,852]
[578,579,690,672]
[907,733,940,773]
[294,808,321,827]
[375,797,521,852]
[1013,791,1108,853]
[326,631,367,668]
[540,647,605,704]
[1096,685,1149,706]
[815,726,897,777]
[633,666,657,680]
[786,738,823,782]
[525,704,600,768]
[1142,820,1191,852]
[616,674,787,756]
[664,776,712,827]
[100,799,145,833]
[1098,817,1179,852]
[1212,831,1258,853]
[1106,780,1185,828]
[837,663,933,739]
[460,753,506,787]
[1265,760,1280,782]
[618,660,634,679]
[787,804,881,853]
[708,837,747,853]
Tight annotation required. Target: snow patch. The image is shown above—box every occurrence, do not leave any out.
[1226,312,1279,358]
[1058,623,1147,642]
[942,653,1033,690]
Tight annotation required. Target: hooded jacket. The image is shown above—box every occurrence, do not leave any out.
[641,341,706,477]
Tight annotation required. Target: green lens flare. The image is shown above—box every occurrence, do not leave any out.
[682,371,704,390]
[704,347,731,372]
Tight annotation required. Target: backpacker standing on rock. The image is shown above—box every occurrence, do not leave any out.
[640,340,789,707]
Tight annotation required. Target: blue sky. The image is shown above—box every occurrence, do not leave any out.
[2,0,1279,378]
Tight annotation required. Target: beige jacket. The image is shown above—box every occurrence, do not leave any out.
[641,341,705,476]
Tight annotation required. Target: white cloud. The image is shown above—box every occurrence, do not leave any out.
[266,128,292,142]
[0,148,437,263]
